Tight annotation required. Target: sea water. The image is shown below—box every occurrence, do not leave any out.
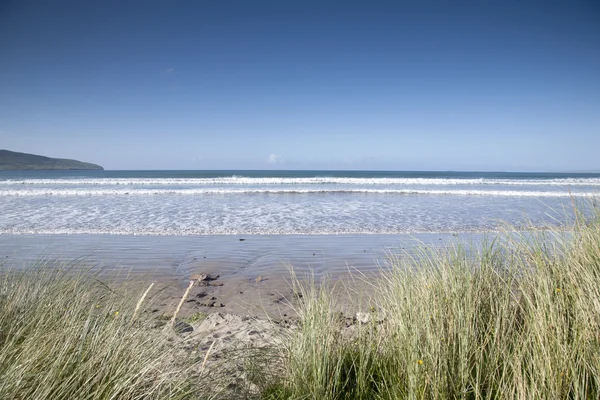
[1,170,599,235]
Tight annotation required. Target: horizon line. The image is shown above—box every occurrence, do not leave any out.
[95,168,600,174]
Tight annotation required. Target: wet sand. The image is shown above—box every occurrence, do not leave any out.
[0,233,486,317]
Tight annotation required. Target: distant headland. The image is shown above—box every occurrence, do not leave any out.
[0,150,104,170]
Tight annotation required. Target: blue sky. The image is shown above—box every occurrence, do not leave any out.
[1,1,599,171]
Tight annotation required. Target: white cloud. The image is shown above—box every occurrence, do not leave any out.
[165,67,175,74]
[268,153,284,164]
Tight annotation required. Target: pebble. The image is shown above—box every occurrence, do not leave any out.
[173,320,193,334]
[355,312,371,324]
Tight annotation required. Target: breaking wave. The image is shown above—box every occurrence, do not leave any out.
[1,177,600,186]
[0,188,597,197]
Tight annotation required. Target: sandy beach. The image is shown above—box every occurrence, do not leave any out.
[0,232,481,318]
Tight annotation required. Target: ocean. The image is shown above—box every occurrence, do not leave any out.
[1,170,599,236]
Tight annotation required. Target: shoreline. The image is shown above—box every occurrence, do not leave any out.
[0,232,486,317]
[0,230,559,318]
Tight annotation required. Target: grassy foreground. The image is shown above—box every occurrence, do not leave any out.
[1,207,599,399]
[0,266,209,399]
[269,209,600,399]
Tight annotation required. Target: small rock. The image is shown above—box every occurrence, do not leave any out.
[173,320,193,334]
[196,292,207,298]
[255,275,264,283]
[190,273,208,282]
[190,273,219,282]
[355,312,371,324]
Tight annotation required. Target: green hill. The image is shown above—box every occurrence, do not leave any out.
[0,150,104,170]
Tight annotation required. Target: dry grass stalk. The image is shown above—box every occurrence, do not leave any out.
[132,282,154,321]
[169,279,195,329]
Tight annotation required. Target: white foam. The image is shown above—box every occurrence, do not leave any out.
[0,227,484,235]
[2,177,600,186]
[1,175,592,236]
[0,188,597,197]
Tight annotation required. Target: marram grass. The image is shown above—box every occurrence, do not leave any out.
[268,209,600,399]
[0,265,208,400]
